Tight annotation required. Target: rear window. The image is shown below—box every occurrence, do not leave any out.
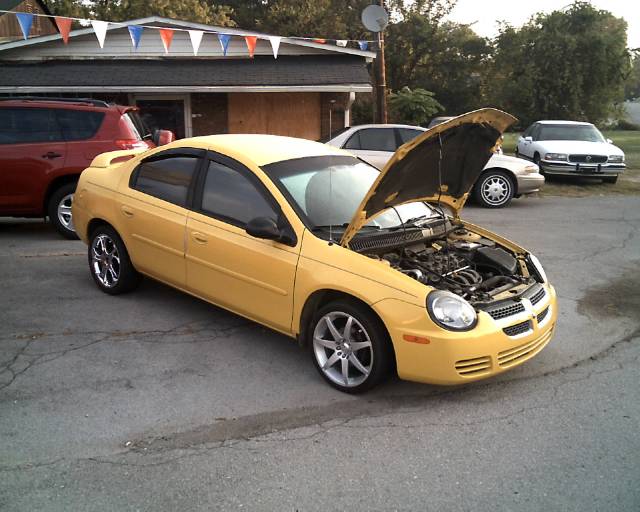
[124,111,152,140]
[55,109,105,141]
[398,128,424,144]
[0,108,64,144]
[345,128,396,152]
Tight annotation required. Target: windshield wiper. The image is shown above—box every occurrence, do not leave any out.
[389,214,437,230]
[312,224,381,232]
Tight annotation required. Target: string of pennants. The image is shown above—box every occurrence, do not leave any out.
[3,10,374,57]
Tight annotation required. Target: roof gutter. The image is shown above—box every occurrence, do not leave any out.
[0,84,373,93]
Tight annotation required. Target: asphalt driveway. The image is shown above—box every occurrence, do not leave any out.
[1,195,639,511]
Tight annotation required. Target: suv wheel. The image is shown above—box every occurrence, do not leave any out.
[48,182,78,239]
[474,170,514,208]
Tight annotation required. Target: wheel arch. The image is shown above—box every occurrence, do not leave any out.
[87,217,117,240]
[43,174,81,213]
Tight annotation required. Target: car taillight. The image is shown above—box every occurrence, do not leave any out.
[115,139,148,150]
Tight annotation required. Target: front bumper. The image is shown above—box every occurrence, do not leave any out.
[540,161,625,178]
[516,173,545,194]
[374,284,557,385]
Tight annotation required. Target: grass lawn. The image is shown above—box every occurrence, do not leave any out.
[502,131,640,196]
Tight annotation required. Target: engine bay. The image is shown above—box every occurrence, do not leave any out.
[364,223,536,305]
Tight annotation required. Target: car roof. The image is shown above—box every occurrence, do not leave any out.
[175,134,349,166]
[535,120,593,126]
[0,98,125,111]
[346,124,426,130]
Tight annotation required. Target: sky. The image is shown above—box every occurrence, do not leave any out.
[445,0,640,49]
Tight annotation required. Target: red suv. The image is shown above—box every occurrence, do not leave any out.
[0,98,174,238]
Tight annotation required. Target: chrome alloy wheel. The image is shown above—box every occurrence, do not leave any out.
[481,175,512,206]
[312,312,373,388]
[91,234,121,288]
[57,193,75,232]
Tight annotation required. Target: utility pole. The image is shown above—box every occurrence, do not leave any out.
[375,0,387,123]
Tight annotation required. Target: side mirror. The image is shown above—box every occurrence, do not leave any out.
[524,136,533,142]
[152,129,176,146]
[606,138,613,144]
[246,217,281,241]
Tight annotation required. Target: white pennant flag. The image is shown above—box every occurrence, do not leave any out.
[336,40,348,47]
[268,36,281,59]
[91,20,109,48]
[188,30,204,56]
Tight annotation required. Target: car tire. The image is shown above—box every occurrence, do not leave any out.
[88,225,140,295]
[309,300,391,393]
[48,182,79,239]
[533,153,544,175]
[603,176,618,184]
[474,170,514,208]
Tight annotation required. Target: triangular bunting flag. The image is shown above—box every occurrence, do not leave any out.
[358,40,368,51]
[188,30,204,56]
[159,28,174,54]
[15,12,33,40]
[128,25,143,50]
[218,34,231,56]
[268,36,281,59]
[91,20,108,48]
[336,40,348,47]
[244,36,257,58]
[54,17,72,44]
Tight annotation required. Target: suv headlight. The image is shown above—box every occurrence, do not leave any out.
[608,155,624,163]
[427,291,477,331]
[544,153,568,161]
[528,253,547,283]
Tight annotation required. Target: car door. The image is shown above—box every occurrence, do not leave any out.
[0,107,67,215]
[185,153,299,333]
[518,124,537,159]
[118,148,204,288]
[343,128,397,170]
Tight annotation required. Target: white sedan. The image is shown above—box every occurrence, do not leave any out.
[326,124,544,208]
[515,120,625,184]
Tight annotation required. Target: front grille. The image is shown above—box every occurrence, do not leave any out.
[349,230,425,252]
[455,355,492,377]
[503,320,532,337]
[529,287,546,306]
[568,154,607,164]
[498,329,554,367]
[537,306,549,323]
[487,302,525,320]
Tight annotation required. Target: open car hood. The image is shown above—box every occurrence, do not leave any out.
[340,108,516,247]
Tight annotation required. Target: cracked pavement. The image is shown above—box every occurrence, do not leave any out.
[1,195,639,511]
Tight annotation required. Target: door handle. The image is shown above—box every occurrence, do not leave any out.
[191,232,208,244]
[121,205,134,218]
[42,152,62,159]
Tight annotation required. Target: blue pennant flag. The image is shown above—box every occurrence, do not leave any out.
[218,34,231,56]
[16,12,34,40]
[128,25,143,50]
[358,40,368,51]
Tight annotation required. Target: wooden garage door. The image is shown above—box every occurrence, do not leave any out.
[228,92,321,140]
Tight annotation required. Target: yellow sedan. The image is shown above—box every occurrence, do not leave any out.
[72,109,557,393]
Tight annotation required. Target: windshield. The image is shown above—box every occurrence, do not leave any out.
[538,124,605,143]
[262,155,439,232]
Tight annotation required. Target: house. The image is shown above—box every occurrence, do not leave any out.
[0,0,56,42]
[0,16,375,140]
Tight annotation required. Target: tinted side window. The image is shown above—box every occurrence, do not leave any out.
[356,128,396,151]
[56,110,105,141]
[201,161,277,226]
[0,108,63,144]
[344,131,361,150]
[531,124,542,141]
[397,128,424,144]
[132,156,199,207]
[522,124,535,138]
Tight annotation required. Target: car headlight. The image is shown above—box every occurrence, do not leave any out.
[427,290,477,331]
[544,153,568,161]
[523,164,538,173]
[527,253,547,283]
[608,155,624,163]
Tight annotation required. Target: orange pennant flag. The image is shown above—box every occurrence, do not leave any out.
[159,28,174,54]
[55,17,72,44]
[244,36,257,58]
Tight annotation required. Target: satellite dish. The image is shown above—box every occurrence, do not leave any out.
[361,4,389,32]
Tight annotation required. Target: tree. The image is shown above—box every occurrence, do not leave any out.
[488,1,631,127]
[388,87,443,125]
[49,0,235,26]
[624,53,640,101]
